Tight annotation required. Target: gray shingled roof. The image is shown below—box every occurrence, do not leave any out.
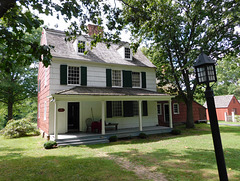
[55,86,168,96]
[203,95,234,108]
[45,29,155,68]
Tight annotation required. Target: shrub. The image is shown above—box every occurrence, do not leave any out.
[0,118,40,138]
[109,135,118,142]
[138,133,147,139]
[171,129,181,135]
[44,141,57,149]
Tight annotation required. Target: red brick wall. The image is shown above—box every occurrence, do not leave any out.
[158,100,206,126]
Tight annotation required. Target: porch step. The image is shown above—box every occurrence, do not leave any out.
[56,137,109,146]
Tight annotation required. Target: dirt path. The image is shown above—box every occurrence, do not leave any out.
[97,152,168,181]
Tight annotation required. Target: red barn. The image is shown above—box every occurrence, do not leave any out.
[157,100,206,126]
[204,95,240,121]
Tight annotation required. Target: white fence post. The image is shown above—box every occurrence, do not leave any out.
[224,112,227,122]
[232,112,235,122]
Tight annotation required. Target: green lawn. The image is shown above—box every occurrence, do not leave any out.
[1,124,240,181]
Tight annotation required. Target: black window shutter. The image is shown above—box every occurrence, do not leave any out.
[106,69,112,87]
[81,66,87,86]
[142,101,148,116]
[60,64,67,85]
[106,101,112,118]
[123,70,132,88]
[123,101,134,117]
[141,72,146,88]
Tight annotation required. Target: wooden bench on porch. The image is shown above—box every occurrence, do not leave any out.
[91,120,118,133]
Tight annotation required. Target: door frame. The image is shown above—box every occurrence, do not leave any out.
[163,103,170,122]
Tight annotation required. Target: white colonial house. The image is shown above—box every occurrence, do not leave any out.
[37,24,173,143]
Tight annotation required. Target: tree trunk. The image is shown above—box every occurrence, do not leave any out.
[185,99,195,128]
[8,101,13,121]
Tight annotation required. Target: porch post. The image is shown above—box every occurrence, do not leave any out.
[138,100,143,131]
[101,101,105,135]
[168,99,173,128]
[54,100,58,140]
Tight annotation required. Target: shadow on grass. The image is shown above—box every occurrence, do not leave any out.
[0,154,139,181]
[107,147,240,181]
[88,124,240,149]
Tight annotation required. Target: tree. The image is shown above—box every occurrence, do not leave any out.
[214,56,240,99]
[0,0,124,67]
[0,17,39,120]
[122,0,240,128]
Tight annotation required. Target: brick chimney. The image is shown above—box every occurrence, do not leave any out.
[87,24,103,37]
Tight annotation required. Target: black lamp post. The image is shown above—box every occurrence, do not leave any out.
[194,51,228,181]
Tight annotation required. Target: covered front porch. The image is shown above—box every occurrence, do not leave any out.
[51,125,172,146]
[49,86,174,141]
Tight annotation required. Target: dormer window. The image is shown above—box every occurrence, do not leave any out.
[125,48,131,59]
[78,40,86,54]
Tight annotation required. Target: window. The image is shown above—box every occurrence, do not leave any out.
[157,103,162,115]
[132,72,140,87]
[78,40,86,53]
[68,66,80,85]
[173,103,179,114]
[44,101,47,120]
[112,70,121,87]
[112,101,122,117]
[125,47,131,59]
[133,101,139,116]
[233,99,236,103]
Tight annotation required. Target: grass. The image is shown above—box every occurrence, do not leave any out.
[218,120,240,125]
[1,124,240,181]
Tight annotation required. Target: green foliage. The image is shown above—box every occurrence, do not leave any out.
[123,0,240,128]
[138,132,147,139]
[213,56,240,99]
[171,129,181,135]
[0,118,40,138]
[44,141,57,149]
[108,135,118,142]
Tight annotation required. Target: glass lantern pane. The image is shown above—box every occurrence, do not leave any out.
[207,65,216,81]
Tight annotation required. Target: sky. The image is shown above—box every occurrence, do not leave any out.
[36,0,131,42]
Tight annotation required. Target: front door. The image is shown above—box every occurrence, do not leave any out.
[164,104,170,122]
[68,102,79,132]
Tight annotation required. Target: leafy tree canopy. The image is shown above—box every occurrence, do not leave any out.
[122,0,240,127]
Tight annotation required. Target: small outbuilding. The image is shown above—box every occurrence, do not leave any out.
[204,95,240,121]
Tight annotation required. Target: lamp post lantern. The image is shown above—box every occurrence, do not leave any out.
[194,51,228,181]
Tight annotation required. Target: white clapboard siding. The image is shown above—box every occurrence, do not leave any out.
[49,59,157,95]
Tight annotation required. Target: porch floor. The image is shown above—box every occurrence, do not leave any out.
[51,126,172,146]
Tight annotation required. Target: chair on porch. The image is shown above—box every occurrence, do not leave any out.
[85,118,93,132]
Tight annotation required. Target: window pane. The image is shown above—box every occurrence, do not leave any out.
[157,104,162,115]
[112,101,122,117]
[133,101,139,115]
[125,48,131,59]
[68,66,80,84]
[132,72,140,87]
[78,41,85,53]
[173,103,179,114]
[112,70,121,87]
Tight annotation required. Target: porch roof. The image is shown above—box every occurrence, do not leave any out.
[52,86,174,101]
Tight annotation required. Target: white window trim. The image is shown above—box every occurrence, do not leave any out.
[157,103,162,115]
[173,103,180,114]
[124,47,132,60]
[67,66,81,85]
[44,101,47,121]
[132,71,141,88]
[112,70,122,87]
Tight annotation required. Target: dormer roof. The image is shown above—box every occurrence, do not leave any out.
[43,29,155,68]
